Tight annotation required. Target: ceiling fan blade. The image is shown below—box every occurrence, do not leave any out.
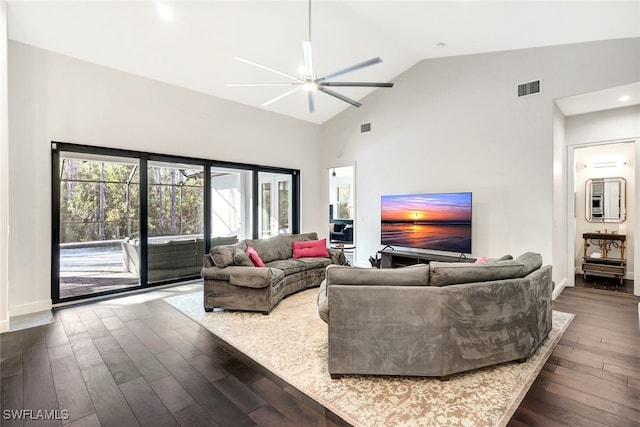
[302,40,313,79]
[317,57,383,82]
[262,86,301,107]
[318,87,362,108]
[234,57,302,83]
[228,83,301,87]
[308,92,315,113]
[319,82,394,88]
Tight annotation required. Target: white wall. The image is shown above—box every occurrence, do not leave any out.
[320,38,640,275]
[565,105,640,295]
[7,37,640,317]
[7,41,323,317]
[0,1,9,332]
[552,104,568,290]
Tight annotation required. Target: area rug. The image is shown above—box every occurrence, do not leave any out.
[164,289,573,427]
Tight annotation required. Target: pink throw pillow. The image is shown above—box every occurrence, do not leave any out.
[245,246,266,267]
[293,238,329,258]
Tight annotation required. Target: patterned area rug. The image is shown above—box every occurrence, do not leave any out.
[165,289,573,427]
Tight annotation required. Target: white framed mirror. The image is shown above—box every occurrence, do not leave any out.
[585,177,626,223]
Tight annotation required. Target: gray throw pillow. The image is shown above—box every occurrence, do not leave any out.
[515,252,543,277]
[233,248,254,267]
[211,246,234,268]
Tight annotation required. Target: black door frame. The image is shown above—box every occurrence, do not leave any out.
[51,142,300,304]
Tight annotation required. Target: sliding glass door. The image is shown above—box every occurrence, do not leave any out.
[58,154,140,299]
[258,172,292,238]
[211,168,252,244]
[147,161,204,283]
[52,143,300,303]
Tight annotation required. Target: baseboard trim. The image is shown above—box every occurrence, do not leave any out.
[0,319,9,333]
[9,299,52,317]
[9,310,54,332]
[553,278,568,301]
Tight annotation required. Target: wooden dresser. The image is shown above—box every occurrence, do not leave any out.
[581,232,626,284]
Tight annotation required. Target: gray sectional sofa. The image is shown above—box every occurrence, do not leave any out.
[202,232,345,314]
[317,253,553,378]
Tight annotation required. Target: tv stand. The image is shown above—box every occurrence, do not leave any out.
[379,249,475,268]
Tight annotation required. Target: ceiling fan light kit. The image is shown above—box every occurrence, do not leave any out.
[229,0,393,113]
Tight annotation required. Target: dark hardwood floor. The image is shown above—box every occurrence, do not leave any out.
[1,283,639,426]
[510,285,640,427]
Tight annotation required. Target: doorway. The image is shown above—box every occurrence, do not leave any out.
[571,141,635,294]
[328,165,355,264]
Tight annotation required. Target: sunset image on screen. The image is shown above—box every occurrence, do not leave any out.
[381,192,472,253]
[381,193,472,223]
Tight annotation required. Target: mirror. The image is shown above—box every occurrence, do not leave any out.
[585,177,626,223]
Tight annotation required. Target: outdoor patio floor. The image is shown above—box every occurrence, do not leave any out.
[59,246,140,299]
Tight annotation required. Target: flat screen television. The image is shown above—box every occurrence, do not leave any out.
[381,192,472,254]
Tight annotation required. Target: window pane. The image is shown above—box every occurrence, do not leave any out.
[211,168,251,245]
[258,172,292,238]
[260,182,272,238]
[59,156,140,299]
[147,162,204,283]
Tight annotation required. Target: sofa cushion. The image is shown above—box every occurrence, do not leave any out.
[264,259,307,275]
[429,260,524,287]
[293,239,329,258]
[516,252,543,277]
[296,257,332,271]
[327,264,430,287]
[233,248,254,267]
[245,232,318,263]
[246,246,266,267]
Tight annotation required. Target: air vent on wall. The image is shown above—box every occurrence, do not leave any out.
[361,123,371,133]
[517,79,541,97]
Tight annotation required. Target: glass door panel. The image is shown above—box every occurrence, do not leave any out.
[58,154,140,299]
[147,161,204,283]
[258,172,292,238]
[210,168,252,245]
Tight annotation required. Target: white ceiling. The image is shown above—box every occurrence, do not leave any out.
[6,1,640,124]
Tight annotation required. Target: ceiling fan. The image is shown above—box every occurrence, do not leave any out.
[228,0,393,113]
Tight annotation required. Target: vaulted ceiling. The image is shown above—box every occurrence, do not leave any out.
[7,1,640,123]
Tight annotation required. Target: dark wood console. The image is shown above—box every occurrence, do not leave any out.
[379,249,475,268]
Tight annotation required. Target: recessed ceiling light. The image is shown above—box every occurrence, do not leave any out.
[157,4,174,21]
[619,95,631,102]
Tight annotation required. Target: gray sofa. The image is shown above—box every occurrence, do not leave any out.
[317,253,553,378]
[202,232,344,314]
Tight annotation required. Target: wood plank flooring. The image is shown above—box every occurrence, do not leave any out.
[1,284,639,427]
[510,285,640,427]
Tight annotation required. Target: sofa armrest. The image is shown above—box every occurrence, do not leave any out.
[201,266,232,281]
[327,248,347,265]
[229,267,284,289]
[201,265,284,289]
